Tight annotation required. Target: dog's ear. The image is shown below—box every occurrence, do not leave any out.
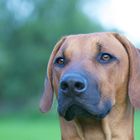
[112,33,140,108]
[40,37,66,112]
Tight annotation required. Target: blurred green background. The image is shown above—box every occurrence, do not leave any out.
[0,0,139,140]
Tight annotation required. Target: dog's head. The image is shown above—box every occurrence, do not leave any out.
[40,33,140,121]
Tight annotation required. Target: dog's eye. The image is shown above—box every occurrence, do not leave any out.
[101,53,111,61]
[54,57,65,66]
[97,52,116,64]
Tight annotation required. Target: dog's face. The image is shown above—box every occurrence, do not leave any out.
[52,34,129,121]
[40,33,140,121]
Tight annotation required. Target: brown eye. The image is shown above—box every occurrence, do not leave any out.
[101,54,111,61]
[55,57,65,66]
[97,52,116,64]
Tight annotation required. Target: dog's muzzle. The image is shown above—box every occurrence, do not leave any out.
[58,73,112,121]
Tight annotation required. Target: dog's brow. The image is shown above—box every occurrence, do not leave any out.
[96,42,103,52]
[60,48,66,57]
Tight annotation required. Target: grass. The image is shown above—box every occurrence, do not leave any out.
[0,111,139,140]
[134,111,140,139]
[0,114,61,140]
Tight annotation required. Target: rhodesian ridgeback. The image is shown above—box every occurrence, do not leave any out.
[40,32,140,140]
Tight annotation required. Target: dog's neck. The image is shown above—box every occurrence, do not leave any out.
[60,100,134,140]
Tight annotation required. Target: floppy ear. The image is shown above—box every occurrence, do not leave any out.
[40,37,66,112]
[112,33,140,108]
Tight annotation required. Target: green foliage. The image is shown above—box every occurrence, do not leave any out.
[0,0,104,112]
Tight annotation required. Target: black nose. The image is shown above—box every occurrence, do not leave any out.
[60,74,87,96]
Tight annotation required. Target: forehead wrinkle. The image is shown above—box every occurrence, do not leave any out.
[60,36,105,60]
[86,37,101,58]
[96,42,103,53]
[64,36,101,60]
[61,47,66,57]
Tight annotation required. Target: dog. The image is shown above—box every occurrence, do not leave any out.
[40,32,140,140]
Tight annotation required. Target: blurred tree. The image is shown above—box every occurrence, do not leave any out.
[0,0,104,112]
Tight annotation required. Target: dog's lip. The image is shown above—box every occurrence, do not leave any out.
[58,101,112,121]
[58,101,76,117]
[64,104,92,121]
[58,98,99,116]
[58,102,97,118]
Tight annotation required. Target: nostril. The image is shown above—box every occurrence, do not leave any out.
[75,82,85,91]
[60,74,87,95]
[60,81,69,91]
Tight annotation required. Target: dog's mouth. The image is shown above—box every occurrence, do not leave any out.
[59,104,111,121]
[58,100,112,121]
[64,104,92,121]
